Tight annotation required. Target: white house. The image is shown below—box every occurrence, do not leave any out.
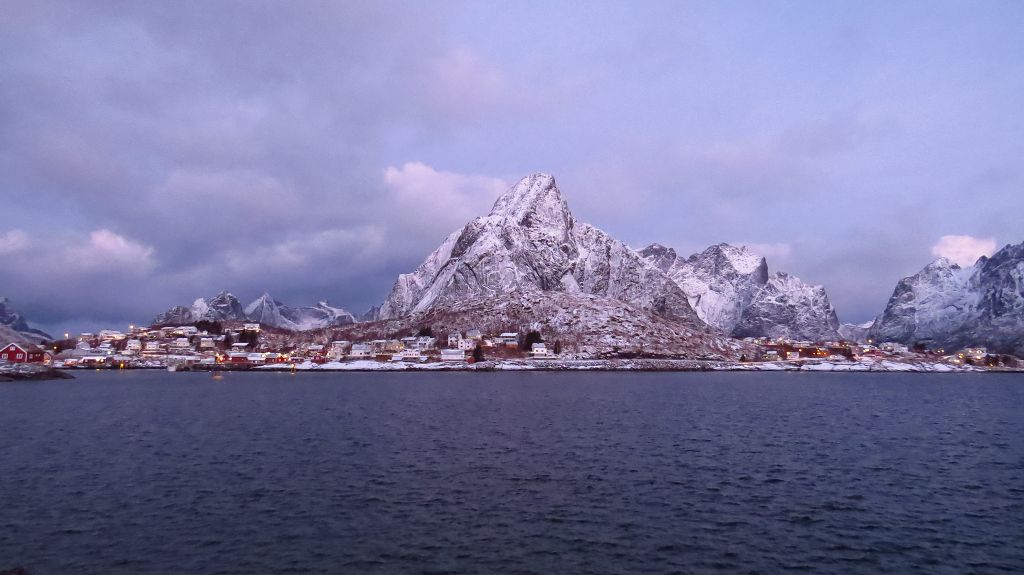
[243,323,261,332]
[529,342,555,359]
[348,343,372,359]
[465,329,483,340]
[125,339,142,353]
[328,341,351,359]
[392,349,426,362]
[441,349,466,362]
[498,332,519,347]
[198,338,216,349]
[458,338,477,351]
[447,331,462,348]
[880,342,909,354]
[415,336,436,350]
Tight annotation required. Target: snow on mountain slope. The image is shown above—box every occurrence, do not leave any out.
[870,241,1024,355]
[838,320,875,343]
[284,300,358,331]
[0,297,53,341]
[0,323,37,345]
[639,242,840,340]
[244,293,292,328]
[378,173,700,325]
[155,292,357,331]
[153,291,249,325]
[869,258,976,345]
[641,243,768,332]
[731,272,841,341]
[338,289,754,360]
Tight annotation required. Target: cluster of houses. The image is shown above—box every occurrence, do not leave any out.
[1,326,1003,369]
[741,336,994,365]
[1,324,558,369]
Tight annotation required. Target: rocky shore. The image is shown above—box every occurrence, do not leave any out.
[0,362,74,382]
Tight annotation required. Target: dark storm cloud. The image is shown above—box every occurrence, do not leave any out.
[2,1,1023,335]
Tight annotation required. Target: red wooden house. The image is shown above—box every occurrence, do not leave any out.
[1,343,53,364]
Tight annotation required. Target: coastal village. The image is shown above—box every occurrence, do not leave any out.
[2,319,1018,372]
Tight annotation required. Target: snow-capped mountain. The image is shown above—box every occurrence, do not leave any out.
[0,297,52,341]
[869,241,1024,355]
[868,258,975,346]
[640,243,840,341]
[731,272,841,341]
[245,293,357,331]
[640,243,768,333]
[153,291,247,325]
[378,173,700,325]
[838,320,875,343]
[153,291,357,331]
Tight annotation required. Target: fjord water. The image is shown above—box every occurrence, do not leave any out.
[1,371,1021,574]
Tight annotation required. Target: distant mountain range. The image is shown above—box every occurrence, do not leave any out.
[139,172,1023,357]
[152,292,356,331]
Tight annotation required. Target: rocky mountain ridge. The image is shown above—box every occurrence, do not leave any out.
[153,291,357,331]
[640,243,841,341]
[0,297,52,342]
[869,241,1024,355]
[377,173,701,326]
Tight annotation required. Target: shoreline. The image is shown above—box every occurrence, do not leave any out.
[238,358,1010,373]
[20,359,1023,378]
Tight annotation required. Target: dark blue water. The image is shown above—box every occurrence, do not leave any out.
[1,371,1022,574]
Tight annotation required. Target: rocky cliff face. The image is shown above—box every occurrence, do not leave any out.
[640,243,840,341]
[640,243,768,333]
[870,241,1024,355]
[731,272,841,341]
[378,173,700,325]
[0,297,52,341]
[868,258,976,345]
[337,289,754,360]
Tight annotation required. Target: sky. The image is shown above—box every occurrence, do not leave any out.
[2,0,1022,336]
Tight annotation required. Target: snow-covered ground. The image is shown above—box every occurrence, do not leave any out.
[252,357,988,373]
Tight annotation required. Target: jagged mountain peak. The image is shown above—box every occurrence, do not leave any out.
[486,172,571,230]
[640,241,839,339]
[156,291,358,331]
[638,243,677,273]
[0,297,52,341]
[870,240,1023,355]
[732,272,840,341]
[686,243,768,278]
[377,173,701,325]
[921,256,965,273]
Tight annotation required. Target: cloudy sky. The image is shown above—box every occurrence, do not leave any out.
[2,0,1022,336]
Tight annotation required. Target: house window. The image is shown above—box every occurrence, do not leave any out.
[16,353,24,359]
